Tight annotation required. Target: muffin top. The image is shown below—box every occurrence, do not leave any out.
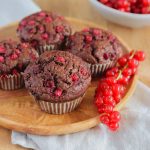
[0,39,39,75]
[24,50,91,102]
[17,11,72,49]
[65,28,123,64]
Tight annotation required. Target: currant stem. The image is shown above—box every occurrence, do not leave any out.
[116,50,136,80]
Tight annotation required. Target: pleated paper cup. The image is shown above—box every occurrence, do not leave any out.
[0,73,24,90]
[32,94,84,115]
[37,44,55,55]
[89,61,115,76]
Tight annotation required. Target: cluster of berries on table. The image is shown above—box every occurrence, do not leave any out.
[94,50,145,131]
[98,0,150,14]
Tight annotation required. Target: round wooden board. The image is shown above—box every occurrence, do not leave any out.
[0,18,137,135]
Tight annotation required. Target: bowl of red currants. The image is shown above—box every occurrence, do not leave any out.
[89,0,150,28]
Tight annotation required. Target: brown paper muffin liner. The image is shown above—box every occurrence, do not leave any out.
[89,61,115,76]
[37,44,55,55]
[32,94,84,115]
[0,73,24,90]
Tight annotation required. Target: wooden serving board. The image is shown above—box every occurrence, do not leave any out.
[0,18,137,135]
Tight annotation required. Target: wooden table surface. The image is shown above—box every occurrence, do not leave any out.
[0,0,150,149]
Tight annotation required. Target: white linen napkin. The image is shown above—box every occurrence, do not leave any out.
[11,81,150,150]
[0,0,40,27]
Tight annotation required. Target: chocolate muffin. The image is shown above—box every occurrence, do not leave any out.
[0,39,39,90]
[24,50,91,114]
[65,28,123,76]
[17,11,72,55]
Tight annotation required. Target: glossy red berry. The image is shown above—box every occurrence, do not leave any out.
[80,67,87,76]
[118,75,130,85]
[28,20,35,25]
[103,89,113,96]
[118,56,127,66]
[131,67,137,75]
[0,46,5,53]
[41,33,49,40]
[0,56,4,63]
[98,104,114,113]
[128,58,139,68]
[103,96,116,107]
[113,94,121,104]
[85,35,92,42]
[112,84,121,95]
[100,114,110,125]
[71,73,79,82]
[56,56,65,63]
[109,111,121,122]
[95,97,103,107]
[106,77,117,85]
[54,88,62,97]
[122,68,132,76]
[45,17,52,23]
[109,122,119,131]
[10,53,18,60]
[56,26,64,32]
[134,51,145,61]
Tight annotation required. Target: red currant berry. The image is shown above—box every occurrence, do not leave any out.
[109,111,121,122]
[131,67,137,75]
[10,53,18,60]
[134,51,145,61]
[41,33,49,40]
[95,97,103,107]
[56,26,64,32]
[55,56,65,63]
[98,104,114,113]
[122,68,132,76]
[128,58,139,68]
[106,77,117,85]
[98,81,110,91]
[85,35,92,42]
[103,96,116,107]
[0,46,5,53]
[109,122,119,131]
[71,73,79,82]
[113,94,121,104]
[100,114,110,125]
[112,84,121,95]
[54,88,62,97]
[0,56,4,63]
[103,89,113,96]
[118,75,130,85]
[118,56,127,66]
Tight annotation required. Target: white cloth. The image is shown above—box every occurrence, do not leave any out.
[0,0,150,149]
[12,81,150,150]
[0,0,40,27]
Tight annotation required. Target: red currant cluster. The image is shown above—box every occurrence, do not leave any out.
[95,50,145,131]
[99,0,150,14]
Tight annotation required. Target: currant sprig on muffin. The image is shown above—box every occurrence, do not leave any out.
[94,50,145,131]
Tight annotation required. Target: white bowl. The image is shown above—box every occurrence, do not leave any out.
[89,0,150,28]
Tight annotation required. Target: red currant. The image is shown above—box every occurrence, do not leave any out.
[109,111,121,122]
[122,68,132,76]
[118,56,127,66]
[134,50,145,61]
[128,58,139,68]
[100,114,110,125]
[109,122,119,131]
[98,104,114,113]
